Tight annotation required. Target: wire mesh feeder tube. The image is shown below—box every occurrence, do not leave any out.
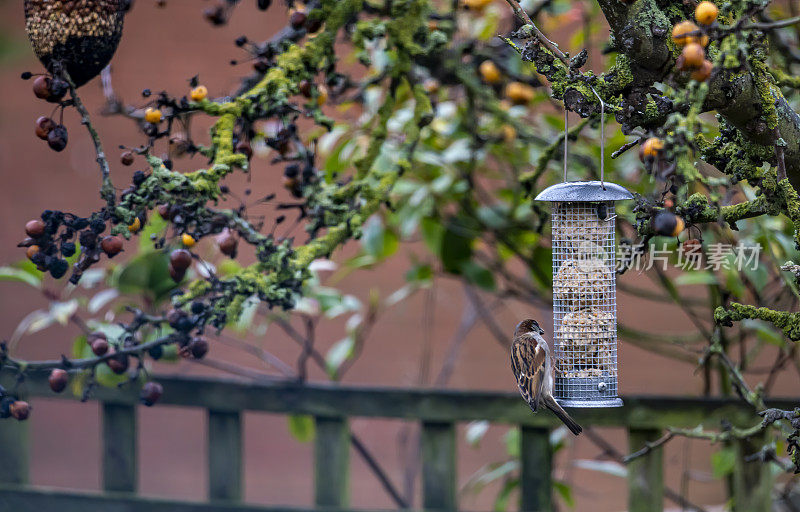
[535,181,633,408]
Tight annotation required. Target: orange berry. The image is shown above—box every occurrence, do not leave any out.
[316,85,329,106]
[694,1,718,25]
[144,107,162,124]
[502,124,516,143]
[679,43,705,70]
[671,20,700,46]
[423,78,440,94]
[181,233,196,247]
[26,245,40,260]
[128,217,141,233]
[461,0,493,10]
[639,137,664,161]
[190,85,208,101]
[691,59,714,82]
[505,81,535,105]
[479,60,501,84]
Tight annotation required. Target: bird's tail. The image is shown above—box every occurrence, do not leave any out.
[543,395,582,435]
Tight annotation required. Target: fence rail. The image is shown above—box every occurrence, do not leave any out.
[0,371,794,512]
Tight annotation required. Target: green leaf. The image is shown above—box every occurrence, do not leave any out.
[440,218,475,273]
[504,428,520,458]
[139,213,168,251]
[554,481,575,507]
[287,414,315,442]
[493,478,518,512]
[461,261,496,291]
[95,362,129,388]
[325,336,355,376]
[420,217,444,256]
[675,272,718,286]
[111,251,177,303]
[711,448,736,478]
[0,266,42,288]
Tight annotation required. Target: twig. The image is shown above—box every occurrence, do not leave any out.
[623,431,675,462]
[502,0,569,66]
[611,139,639,159]
[583,428,709,512]
[350,434,409,508]
[745,15,800,30]
[64,71,115,206]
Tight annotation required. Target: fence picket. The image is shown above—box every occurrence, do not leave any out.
[208,409,243,501]
[314,416,349,507]
[0,419,28,485]
[421,421,456,510]
[627,427,663,512]
[520,426,551,511]
[102,402,137,492]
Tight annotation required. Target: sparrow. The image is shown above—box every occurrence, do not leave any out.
[510,319,582,435]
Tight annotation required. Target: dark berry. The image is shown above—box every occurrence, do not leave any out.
[235,141,252,159]
[257,0,271,10]
[121,151,135,166]
[48,79,68,102]
[140,381,163,406]
[189,337,209,359]
[0,396,14,419]
[148,344,164,360]
[47,124,68,152]
[61,242,76,257]
[49,258,69,279]
[49,369,69,393]
[290,10,307,29]
[299,79,312,98]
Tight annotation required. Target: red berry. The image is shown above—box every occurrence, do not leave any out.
[216,230,238,257]
[35,116,55,140]
[101,236,124,257]
[25,219,45,237]
[168,264,186,283]
[235,141,253,160]
[32,75,52,99]
[48,369,69,393]
[290,10,307,29]
[106,350,129,374]
[170,249,192,272]
[10,401,30,421]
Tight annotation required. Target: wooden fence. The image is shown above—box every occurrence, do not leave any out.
[0,371,793,511]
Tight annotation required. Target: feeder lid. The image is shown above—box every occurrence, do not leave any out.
[534,181,633,202]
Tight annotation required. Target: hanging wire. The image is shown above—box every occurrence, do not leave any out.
[563,108,569,182]
[589,86,606,189]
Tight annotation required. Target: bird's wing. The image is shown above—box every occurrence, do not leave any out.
[511,336,546,411]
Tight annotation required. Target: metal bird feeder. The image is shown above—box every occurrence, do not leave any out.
[534,97,632,408]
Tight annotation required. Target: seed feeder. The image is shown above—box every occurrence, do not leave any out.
[534,92,632,408]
